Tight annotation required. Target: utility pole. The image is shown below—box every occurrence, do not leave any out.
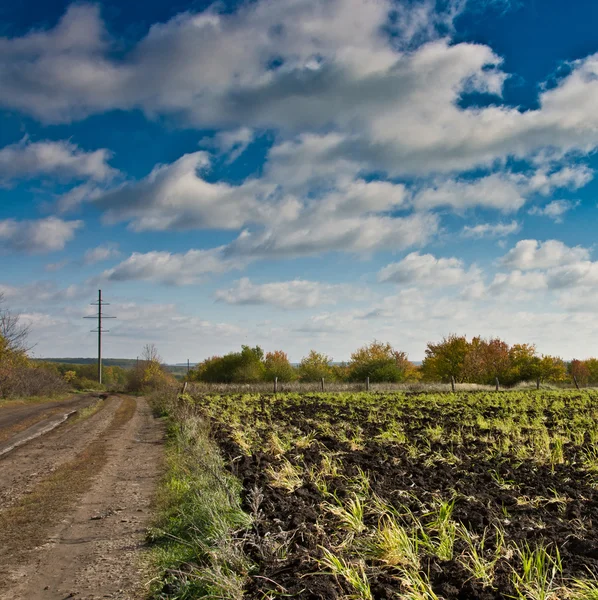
[84,290,116,384]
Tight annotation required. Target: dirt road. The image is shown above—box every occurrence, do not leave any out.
[0,394,164,600]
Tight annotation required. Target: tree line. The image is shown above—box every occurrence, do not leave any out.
[187,336,584,386]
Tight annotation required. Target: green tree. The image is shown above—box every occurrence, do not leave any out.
[298,350,335,382]
[506,343,539,385]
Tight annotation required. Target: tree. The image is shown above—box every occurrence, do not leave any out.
[585,358,598,384]
[462,337,511,384]
[264,350,296,382]
[506,343,540,385]
[233,345,266,383]
[537,355,567,383]
[0,292,32,353]
[421,335,469,382]
[127,344,174,392]
[189,346,266,383]
[569,359,590,386]
[348,340,416,382]
[298,350,335,382]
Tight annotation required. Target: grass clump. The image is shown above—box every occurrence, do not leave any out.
[148,404,252,599]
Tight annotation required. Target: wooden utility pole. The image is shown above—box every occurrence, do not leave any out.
[84,290,116,384]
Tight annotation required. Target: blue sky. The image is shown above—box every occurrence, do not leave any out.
[2,0,598,363]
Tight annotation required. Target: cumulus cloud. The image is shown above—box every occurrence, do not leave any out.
[227,211,438,259]
[215,278,347,309]
[501,239,590,271]
[0,138,117,183]
[101,248,243,285]
[91,149,420,258]
[0,217,82,253]
[83,243,121,265]
[378,252,480,287]
[528,200,580,222]
[462,220,520,238]
[3,0,598,178]
[94,152,277,231]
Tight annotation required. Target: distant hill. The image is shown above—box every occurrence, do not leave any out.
[35,357,189,376]
[37,357,138,368]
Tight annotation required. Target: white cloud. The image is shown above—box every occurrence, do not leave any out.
[215,278,347,309]
[91,149,421,258]
[462,220,520,238]
[526,165,593,196]
[0,217,83,254]
[4,1,598,179]
[201,127,255,163]
[378,252,480,287]
[227,211,438,259]
[0,138,117,183]
[501,239,590,271]
[528,199,580,222]
[488,270,548,294]
[0,281,84,306]
[413,173,525,212]
[94,152,277,231]
[102,248,243,285]
[83,243,121,265]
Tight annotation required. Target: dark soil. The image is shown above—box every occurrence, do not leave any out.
[208,393,598,599]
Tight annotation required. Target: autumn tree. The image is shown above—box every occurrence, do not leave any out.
[348,340,417,382]
[569,359,590,386]
[421,335,469,383]
[264,350,296,382]
[462,337,511,384]
[127,344,174,392]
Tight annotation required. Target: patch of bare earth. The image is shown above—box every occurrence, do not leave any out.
[0,395,164,600]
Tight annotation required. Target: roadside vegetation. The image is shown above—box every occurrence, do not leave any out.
[149,388,598,599]
[0,293,68,399]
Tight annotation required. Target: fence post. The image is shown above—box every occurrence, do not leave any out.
[536,377,540,390]
[573,375,580,390]
[321,378,325,392]
[450,376,455,393]
[274,377,278,393]
[495,377,500,392]
[366,377,370,391]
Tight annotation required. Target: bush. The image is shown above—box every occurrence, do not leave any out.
[191,346,267,384]
[72,377,104,391]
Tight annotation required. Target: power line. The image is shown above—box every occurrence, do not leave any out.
[84,290,116,384]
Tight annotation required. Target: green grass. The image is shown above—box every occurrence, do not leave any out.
[147,403,252,599]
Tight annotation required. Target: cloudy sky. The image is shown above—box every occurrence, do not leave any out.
[2,0,598,363]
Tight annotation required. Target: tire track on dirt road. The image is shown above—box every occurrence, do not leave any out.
[0,395,164,600]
